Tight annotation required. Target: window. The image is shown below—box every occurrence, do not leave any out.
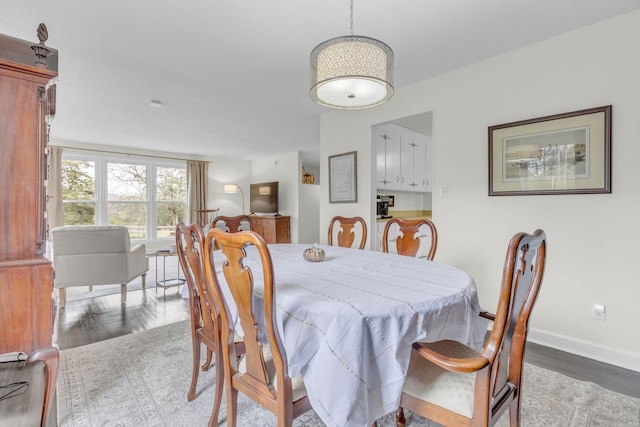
[156,166,187,238]
[61,151,187,243]
[108,162,148,239]
[62,159,96,224]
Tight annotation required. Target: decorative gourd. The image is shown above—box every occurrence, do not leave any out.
[303,243,325,262]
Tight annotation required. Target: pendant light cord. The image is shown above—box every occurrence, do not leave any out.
[349,0,354,35]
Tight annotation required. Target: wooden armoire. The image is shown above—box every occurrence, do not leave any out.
[0,26,58,354]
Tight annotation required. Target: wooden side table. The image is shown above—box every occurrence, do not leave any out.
[194,209,220,227]
[155,250,185,297]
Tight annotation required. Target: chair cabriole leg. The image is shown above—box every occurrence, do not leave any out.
[209,344,224,426]
[187,336,201,401]
[396,407,406,427]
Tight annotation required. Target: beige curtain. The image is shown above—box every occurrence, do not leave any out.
[46,145,64,237]
[187,160,208,224]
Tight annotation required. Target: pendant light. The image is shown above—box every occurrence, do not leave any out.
[310,0,394,109]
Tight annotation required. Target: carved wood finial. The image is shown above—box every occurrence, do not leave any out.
[31,23,52,68]
[37,23,49,43]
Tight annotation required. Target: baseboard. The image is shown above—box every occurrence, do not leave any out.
[528,328,640,373]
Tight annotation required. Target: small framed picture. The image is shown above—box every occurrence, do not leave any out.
[328,151,357,203]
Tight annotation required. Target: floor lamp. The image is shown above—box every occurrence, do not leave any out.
[224,184,245,215]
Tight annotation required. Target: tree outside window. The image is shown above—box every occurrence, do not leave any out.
[108,162,147,239]
[62,159,95,225]
[156,167,186,237]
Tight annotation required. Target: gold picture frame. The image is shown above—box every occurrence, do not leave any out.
[488,105,611,196]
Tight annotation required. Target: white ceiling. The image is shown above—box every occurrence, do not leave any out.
[3,1,640,166]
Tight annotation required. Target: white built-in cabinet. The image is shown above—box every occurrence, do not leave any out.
[401,135,427,191]
[375,124,401,189]
[374,123,432,192]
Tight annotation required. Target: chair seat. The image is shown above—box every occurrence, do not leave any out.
[238,345,307,402]
[403,340,479,419]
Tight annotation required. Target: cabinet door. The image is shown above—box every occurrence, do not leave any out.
[374,125,401,190]
[0,72,49,259]
[264,223,276,243]
[412,139,427,192]
[252,219,264,237]
[400,130,430,192]
[261,219,276,243]
[424,137,433,192]
[401,137,420,191]
[0,261,53,354]
[386,137,401,190]
[274,216,291,243]
[375,134,388,189]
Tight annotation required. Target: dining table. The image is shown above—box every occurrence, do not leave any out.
[213,243,488,427]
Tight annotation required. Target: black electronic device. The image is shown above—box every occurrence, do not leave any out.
[249,181,279,215]
[376,199,391,219]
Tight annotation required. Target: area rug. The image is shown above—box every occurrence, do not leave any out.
[57,321,640,427]
[65,254,183,302]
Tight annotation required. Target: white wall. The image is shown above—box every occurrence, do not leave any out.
[299,184,320,244]
[251,151,300,242]
[208,158,251,216]
[320,10,640,371]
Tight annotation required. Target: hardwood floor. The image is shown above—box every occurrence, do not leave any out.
[55,287,190,351]
[525,341,640,399]
[55,288,640,400]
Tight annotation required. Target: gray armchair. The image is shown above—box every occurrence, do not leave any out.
[50,225,148,307]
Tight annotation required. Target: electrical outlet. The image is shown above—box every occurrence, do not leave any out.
[592,303,606,321]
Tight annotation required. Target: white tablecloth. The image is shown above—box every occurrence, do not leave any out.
[214,244,487,427]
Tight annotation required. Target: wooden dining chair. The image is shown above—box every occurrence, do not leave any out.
[175,222,245,427]
[210,215,254,249]
[211,214,254,233]
[0,346,60,427]
[203,228,312,427]
[327,215,367,249]
[382,218,438,260]
[395,229,546,427]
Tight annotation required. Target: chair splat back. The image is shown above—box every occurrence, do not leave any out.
[485,229,546,420]
[211,215,254,233]
[382,218,438,260]
[327,216,367,249]
[211,215,254,250]
[220,232,273,391]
